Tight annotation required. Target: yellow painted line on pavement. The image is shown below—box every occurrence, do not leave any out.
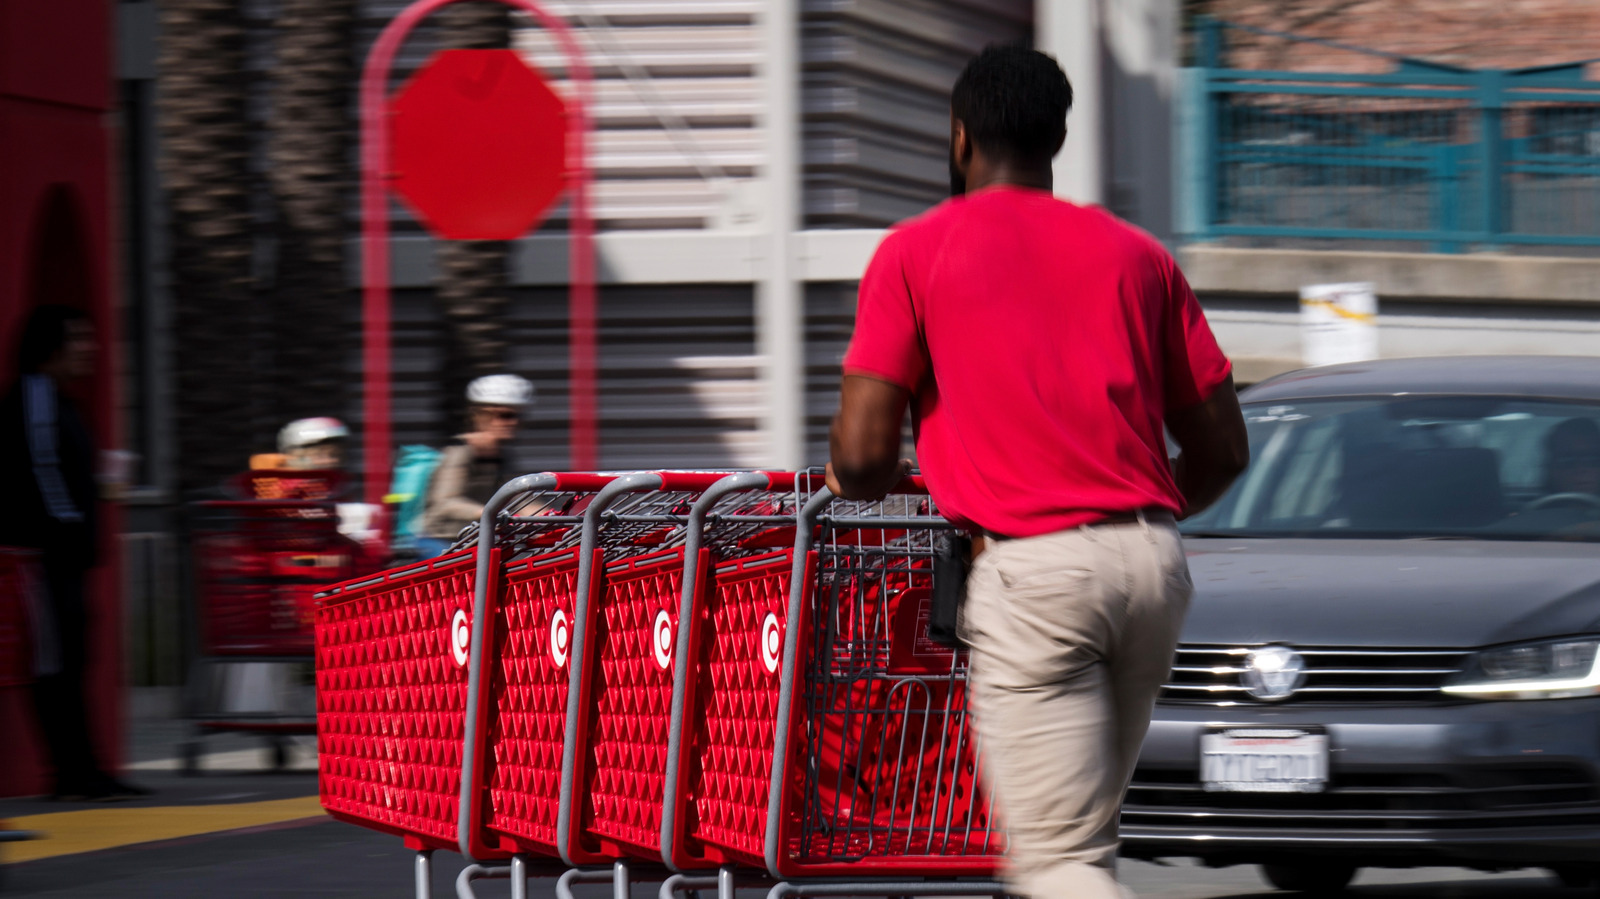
[3,795,325,863]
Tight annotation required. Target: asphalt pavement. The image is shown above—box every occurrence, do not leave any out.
[0,723,1591,898]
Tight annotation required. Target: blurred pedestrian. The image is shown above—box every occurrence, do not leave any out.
[417,374,533,557]
[277,417,348,471]
[0,305,145,801]
[826,46,1249,898]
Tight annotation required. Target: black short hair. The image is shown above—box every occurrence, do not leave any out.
[950,44,1072,163]
[16,304,90,375]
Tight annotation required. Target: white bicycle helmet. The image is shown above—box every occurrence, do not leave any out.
[278,416,349,452]
[467,374,535,408]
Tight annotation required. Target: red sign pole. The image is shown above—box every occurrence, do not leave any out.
[359,0,595,513]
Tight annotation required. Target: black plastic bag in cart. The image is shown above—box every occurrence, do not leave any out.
[929,533,970,648]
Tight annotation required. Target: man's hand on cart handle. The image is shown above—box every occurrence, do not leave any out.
[825,458,913,502]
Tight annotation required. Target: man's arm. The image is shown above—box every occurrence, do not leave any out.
[1166,374,1249,518]
[827,374,913,500]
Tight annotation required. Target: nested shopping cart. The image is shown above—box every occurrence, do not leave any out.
[481,470,794,898]
[185,475,385,772]
[314,470,1012,899]
[315,472,617,884]
[743,480,1006,897]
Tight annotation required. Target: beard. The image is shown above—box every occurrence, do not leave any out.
[948,151,966,197]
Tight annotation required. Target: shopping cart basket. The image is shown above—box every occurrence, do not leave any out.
[315,473,615,868]
[192,500,359,658]
[756,481,1006,886]
[183,495,384,771]
[658,471,813,876]
[481,471,740,869]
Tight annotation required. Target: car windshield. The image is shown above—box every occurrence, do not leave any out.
[1180,396,1600,542]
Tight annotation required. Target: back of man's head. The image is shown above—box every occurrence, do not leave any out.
[951,44,1073,164]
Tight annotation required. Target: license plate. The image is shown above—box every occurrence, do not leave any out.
[1200,727,1328,793]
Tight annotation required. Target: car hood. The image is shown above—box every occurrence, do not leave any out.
[1180,538,1600,648]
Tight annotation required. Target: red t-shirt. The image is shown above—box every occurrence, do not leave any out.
[842,186,1232,537]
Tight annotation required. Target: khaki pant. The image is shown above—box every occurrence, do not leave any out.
[960,513,1192,899]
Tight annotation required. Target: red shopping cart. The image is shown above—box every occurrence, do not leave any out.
[658,472,812,876]
[315,472,615,869]
[483,471,741,871]
[313,470,1010,899]
[753,481,1006,887]
[183,489,385,771]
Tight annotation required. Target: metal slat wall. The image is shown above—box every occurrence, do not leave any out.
[803,280,917,466]
[384,283,760,473]
[801,0,1032,227]
[803,281,857,465]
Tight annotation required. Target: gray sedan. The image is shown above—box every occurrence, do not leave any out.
[1125,355,1600,895]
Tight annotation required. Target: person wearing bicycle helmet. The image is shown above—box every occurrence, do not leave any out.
[417,374,533,557]
[277,417,348,470]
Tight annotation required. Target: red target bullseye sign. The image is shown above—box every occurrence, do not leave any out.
[760,612,782,675]
[450,609,472,668]
[550,608,570,668]
[652,610,674,670]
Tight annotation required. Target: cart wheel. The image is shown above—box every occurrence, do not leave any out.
[270,739,290,771]
[180,742,202,777]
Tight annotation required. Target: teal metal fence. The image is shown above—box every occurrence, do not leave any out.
[1183,18,1600,252]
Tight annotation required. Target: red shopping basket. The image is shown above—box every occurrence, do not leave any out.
[315,549,499,854]
[0,547,40,688]
[481,544,589,856]
[484,470,739,866]
[667,545,810,870]
[194,500,359,656]
[315,472,614,858]
[761,483,1004,879]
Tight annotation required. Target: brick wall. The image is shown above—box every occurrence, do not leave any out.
[1198,0,1600,74]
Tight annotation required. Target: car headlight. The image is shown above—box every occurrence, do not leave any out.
[1443,637,1600,700]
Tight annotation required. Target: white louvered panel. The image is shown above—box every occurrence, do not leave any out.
[586,77,760,125]
[590,127,763,174]
[517,23,761,73]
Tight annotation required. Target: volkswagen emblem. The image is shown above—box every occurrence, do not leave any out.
[1241,645,1307,701]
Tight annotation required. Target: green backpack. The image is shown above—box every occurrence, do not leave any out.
[386,445,443,540]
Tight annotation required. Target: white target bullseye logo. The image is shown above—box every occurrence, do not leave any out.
[450,609,471,668]
[760,612,783,675]
[550,608,570,668]
[652,610,674,670]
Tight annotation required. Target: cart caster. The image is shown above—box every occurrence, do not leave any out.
[180,741,202,777]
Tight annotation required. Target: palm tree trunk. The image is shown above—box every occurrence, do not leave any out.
[157,0,256,495]
[268,0,358,427]
[435,2,514,431]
